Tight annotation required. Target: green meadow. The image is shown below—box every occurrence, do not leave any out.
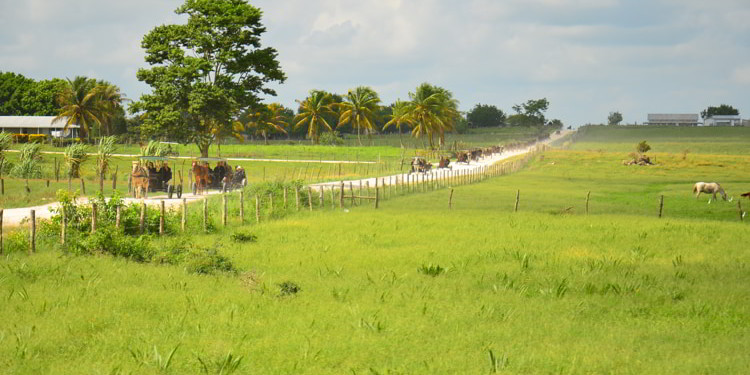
[1,126,748,374]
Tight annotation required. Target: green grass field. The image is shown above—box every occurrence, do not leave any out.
[1,126,748,374]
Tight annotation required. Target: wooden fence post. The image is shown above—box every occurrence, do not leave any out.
[91,203,97,233]
[295,187,300,211]
[586,191,591,215]
[375,186,380,209]
[112,165,118,190]
[160,200,166,235]
[514,189,520,212]
[181,198,187,231]
[116,205,121,229]
[659,195,664,218]
[0,209,3,255]
[239,190,244,223]
[340,181,345,208]
[1,178,4,195]
[269,192,274,215]
[283,187,288,210]
[61,207,66,245]
[203,198,208,231]
[81,178,86,195]
[255,194,260,223]
[221,194,227,227]
[449,188,454,209]
[349,182,355,206]
[29,210,35,254]
[140,201,146,234]
[307,187,313,211]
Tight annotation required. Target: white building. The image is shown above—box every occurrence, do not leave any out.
[703,115,742,126]
[646,114,700,126]
[0,116,80,138]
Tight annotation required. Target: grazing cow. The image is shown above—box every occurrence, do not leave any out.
[693,182,732,203]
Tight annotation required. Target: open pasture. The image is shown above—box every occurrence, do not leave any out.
[1,127,748,373]
[569,125,750,155]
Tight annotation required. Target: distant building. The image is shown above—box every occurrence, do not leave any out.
[703,115,742,126]
[0,116,80,137]
[646,114,700,126]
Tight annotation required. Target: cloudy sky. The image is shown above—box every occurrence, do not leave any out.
[2,0,749,126]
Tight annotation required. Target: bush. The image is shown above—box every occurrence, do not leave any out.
[12,134,29,143]
[278,281,301,296]
[185,247,236,275]
[319,131,344,146]
[636,140,651,153]
[3,231,30,254]
[69,226,154,262]
[10,143,43,178]
[28,134,48,143]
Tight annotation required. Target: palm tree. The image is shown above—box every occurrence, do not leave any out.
[382,100,414,148]
[406,83,459,149]
[337,86,381,146]
[209,119,245,157]
[294,90,335,145]
[96,136,117,192]
[53,76,101,142]
[94,83,129,136]
[246,103,289,145]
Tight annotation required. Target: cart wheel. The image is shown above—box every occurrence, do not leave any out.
[242,178,247,187]
[192,182,197,195]
[176,184,182,199]
[167,184,174,199]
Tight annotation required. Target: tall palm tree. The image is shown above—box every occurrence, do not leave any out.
[246,103,289,145]
[294,90,335,145]
[382,100,414,148]
[53,76,101,142]
[209,119,245,157]
[337,86,381,146]
[406,83,459,149]
[95,83,129,136]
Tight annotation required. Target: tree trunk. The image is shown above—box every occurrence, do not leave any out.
[263,132,269,145]
[357,125,362,146]
[198,142,210,158]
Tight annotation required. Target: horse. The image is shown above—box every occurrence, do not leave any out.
[438,156,451,169]
[693,182,733,203]
[131,163,150,198]
[192,161,211,195]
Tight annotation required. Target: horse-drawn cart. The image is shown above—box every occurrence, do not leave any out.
[190,157,247,195]
[129,156,183,199]
[410,156,432,174]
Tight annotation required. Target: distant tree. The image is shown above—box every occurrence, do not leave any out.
[636,140,651,153]
[131,0,285,157]
[94,83,129,136]
[245,103,288,145]
[0,72,66,116]
[405,83,459,149]
[382,100,414,147]
[53,76,102,142]
[467,104,506,127]
[510,98,549,126]
[701,104,739,119]
[608,111,623,125]
[0,71,34,115]
[294,90,335,144]
[547,119,564,130]
[336,86,381,145]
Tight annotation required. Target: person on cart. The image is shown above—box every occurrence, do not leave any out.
[232,165,246,187]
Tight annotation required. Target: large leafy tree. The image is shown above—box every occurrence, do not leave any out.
[131,0,285,157]
[701,104,739,119]
[245,103,288,144]
[467,103,506,128]
[337,86,381,145]
[0,72,66,116]
[294,90,335,144]
[509,98,549,127]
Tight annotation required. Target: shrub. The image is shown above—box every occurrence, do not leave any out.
[69,226,154,262]
[10,143,43,178]
[278,281,301,296]
[636,140,651,153]
[64,143,89,178]
[12,133,29,143]
[3,231,30,254]
[319,131,344,146]
[185,247,236,275]
[28,134,48,143]
[418,264,445,277]
[230,231,257,243]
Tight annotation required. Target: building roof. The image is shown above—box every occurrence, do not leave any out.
[0,116,80,128]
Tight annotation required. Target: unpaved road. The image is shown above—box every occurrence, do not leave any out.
[3,131,572,226]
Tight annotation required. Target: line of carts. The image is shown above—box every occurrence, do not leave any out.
[129,156,247,199]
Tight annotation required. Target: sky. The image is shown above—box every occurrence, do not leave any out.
[1,0,749,127]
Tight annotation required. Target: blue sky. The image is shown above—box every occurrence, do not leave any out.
[1,0,748,126]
